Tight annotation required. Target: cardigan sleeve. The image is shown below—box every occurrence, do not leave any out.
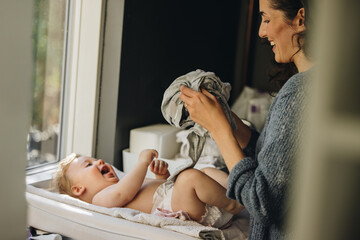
[227,80,305,225]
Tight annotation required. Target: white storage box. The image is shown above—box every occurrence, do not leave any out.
[129,124,181,159]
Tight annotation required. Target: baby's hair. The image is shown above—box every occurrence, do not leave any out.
[53,153,80,197]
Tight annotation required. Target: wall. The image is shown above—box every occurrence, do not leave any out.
[112,0,274,169]
[114,0,245,169]
[0,1,33,238]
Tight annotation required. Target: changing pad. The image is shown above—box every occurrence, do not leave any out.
[26,169,249,240]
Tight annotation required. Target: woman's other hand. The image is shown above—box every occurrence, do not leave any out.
[179,85,230,134]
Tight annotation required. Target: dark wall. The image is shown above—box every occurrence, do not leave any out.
[247,0,274,91]
[113,0,272,169]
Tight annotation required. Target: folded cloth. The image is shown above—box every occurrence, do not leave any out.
[161,69,236,168]
[176,129,226,169]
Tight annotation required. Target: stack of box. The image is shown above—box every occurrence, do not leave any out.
[122,124,183,178]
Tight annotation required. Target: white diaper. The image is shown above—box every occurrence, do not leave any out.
[201,203,233,228]
[151,181,174,214]
[151,181,233,228]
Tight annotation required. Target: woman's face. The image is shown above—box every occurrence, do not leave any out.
[258,0,301,63]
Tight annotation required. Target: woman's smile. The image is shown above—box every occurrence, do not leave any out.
[270,41,276,52]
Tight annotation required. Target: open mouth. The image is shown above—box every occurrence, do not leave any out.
[100,165,110,175]
[100,164,118,181]
[270,41,275,50]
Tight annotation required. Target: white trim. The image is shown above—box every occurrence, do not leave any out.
[96,0,125,164]
[63,0,106,157]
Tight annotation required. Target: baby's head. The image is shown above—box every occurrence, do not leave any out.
[54,153,119,203]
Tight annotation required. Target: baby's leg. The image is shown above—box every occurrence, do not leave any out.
[171,169,244,222]
[200,167,229,189]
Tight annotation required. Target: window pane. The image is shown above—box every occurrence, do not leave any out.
[27,0,67,168]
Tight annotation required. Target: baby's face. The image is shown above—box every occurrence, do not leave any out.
[67,156,119,196]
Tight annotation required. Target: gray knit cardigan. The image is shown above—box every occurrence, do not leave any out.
[227,69,311,240]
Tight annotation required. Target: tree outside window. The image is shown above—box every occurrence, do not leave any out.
[28,0,67,167]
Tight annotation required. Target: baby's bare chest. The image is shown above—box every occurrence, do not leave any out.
[124,179,165,213]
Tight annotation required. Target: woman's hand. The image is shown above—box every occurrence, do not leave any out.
[150,160,170,179]
[138,149,158,166]
[180,86,247,171]
[179,85,230,134]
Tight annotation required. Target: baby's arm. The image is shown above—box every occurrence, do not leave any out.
[92,149,158,208]
[150,159,170,179]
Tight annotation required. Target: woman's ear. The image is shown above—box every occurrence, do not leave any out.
[71,184,86,197]
[296,8,306,31]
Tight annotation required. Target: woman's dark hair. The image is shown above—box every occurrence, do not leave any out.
[266,0,311,95]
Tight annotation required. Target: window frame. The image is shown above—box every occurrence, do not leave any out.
[61,0,106,158]
[95,0,125,165]
[27,0,116,176]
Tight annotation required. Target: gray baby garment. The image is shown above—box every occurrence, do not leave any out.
[161,69,236,169]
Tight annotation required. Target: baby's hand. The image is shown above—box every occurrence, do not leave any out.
[150,160,170,180]
[138,149,158,165]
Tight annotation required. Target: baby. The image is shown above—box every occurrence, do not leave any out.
[54,149,244,227]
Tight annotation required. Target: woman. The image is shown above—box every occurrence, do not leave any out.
[179,0,313,239]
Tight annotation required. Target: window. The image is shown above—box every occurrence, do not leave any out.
[27,0,111,172]
[27,0,68,168]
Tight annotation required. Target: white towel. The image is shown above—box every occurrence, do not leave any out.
[30,234,62,240]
